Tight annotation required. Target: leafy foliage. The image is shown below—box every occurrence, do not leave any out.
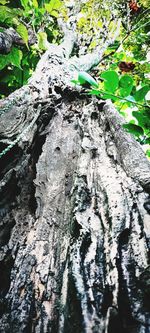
[100,71,119,93]
[0,0,150,157]
[123,123,144,137]
[0,0,65,97]
[75,66,150,156]
[73,43,149,155]
[72,0,150,157]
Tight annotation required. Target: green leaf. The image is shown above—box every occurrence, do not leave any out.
[0,47,22,70]
[50,0,62,9]
[33,0,38,8]
[45,0,62,16]
[50,10,59,17]
[100,70,119,93]
[8,47,23,68]
[100,91,117,101]
[119,74,133,97]
[0,5,14,23]
[134,85,150,101]
[146,149,150,158]
[0,54,9,70]
[71,79,80,84]
[119,75,133,88]
[0,0,9,4]
[37,32,49,50]
[145,138,150,144]
[119,87,133,97]
[78,71,99,87]
[123,123,144,137]
[16,23,28,47]
[132,111,150,128]
[89,89,101,96]
[89,89,117,101]
[12,17,20,26]
[20,0,29,8]
[0,5,22,25]
[108,40,120,50]
[119,74,133,96]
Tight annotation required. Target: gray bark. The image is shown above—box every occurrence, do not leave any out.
[0,22,150,333]
[0,28,36,54]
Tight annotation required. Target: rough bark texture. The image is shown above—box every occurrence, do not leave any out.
[0,23,150,333]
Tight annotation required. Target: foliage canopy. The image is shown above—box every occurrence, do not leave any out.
[0,0,150,156]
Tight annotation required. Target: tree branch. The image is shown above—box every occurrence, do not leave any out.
[0,27,36,54]
[69,19,121,71]
[57,18,77,59]
[103,100,150,191]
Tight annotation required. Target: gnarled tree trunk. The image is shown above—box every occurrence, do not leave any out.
[0,15,150,333]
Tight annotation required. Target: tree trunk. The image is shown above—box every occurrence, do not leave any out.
[0,27,150,333]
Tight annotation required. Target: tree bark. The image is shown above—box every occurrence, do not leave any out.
[0,21,150,333]
[0,27,36,54]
